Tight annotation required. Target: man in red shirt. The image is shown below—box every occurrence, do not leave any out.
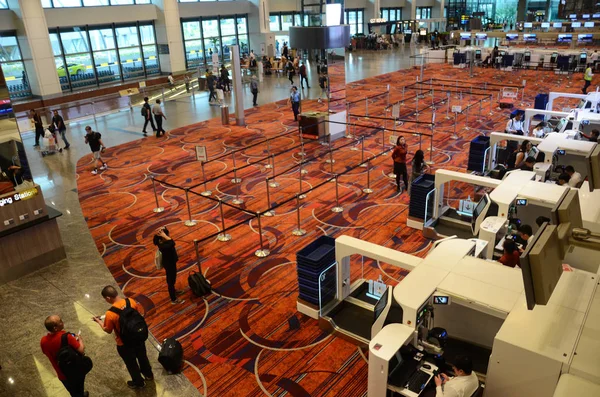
[93,285,153,389]
[499,239,521,268]
[392,136,409,192]
[40,315,88,397]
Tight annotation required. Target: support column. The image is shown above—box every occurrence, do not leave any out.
[248,0,275,57]
[8,0,62,98]
[405,0,417,20]
[368,0,381,24]
[154,0,186,73]
[230,45,245,126]
[517,0,528,23]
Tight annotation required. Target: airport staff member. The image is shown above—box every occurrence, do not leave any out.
[516,224,533,250]
[580,129,600,142]
[434,355,479,397]
[557,173,571,186]
[565,165,582,187]
[582,63,593,95]
[499,239,521,268]
[505,113,524,135]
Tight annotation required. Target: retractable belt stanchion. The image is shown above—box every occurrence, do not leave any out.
[232,177,244,205]
[332,176,343,213]
[464,102,470,131]
[489,94,494,115]
[292,194,306,236]
[200,162,212,197]
[365,97,369,118]
[264,138,273,169]
[151,177,165,213]
[193,239,202,273]
[264,178,274,216]
[254,213,270,257]
[452,111,459,140]
[428,122,435,164]
[350,134,359,151]
[231,153,241,184]
[363,159,373,194]
[268,155,279,187]
[328,149,335,182]
[216,199,231,242]
[360,136,367,167]
[415,92,420,117]
[300,148,308,174]
[184,188,197,227]
[298,132,306,156]
[446,92,451,120]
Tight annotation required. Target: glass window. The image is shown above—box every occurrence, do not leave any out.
[83,0,108,5]
[183,21,201,40]
[220,18,236,36]
[135,0,151,3]
[294,14,302,26]
[204,37,220,60]
[281,14,293,31]
[119,47,143,80]
[55,57,70,91]
[42,0,53,7]
[111,0,135,4]
[49,33,62,56]
[62,54,95,89]
[238,34,248,55]
[60,29,90,54]
[94,50,120,84]
[269,15,279,32]
[0,36,22,61]
[115,26,139,48]
[237,17,247,35]
[139,24,156,44]
[52,0,82,7]
[221,35,237,61]
[202,19,219,38]
[143,45,159,75]
[89,28,115,51]
[184,39,203,68]
[0,0,7,9]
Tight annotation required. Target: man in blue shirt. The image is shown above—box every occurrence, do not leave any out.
[288,86,300,121]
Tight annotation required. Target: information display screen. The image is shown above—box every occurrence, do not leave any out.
[460,33,471,40]
[506,33,519,41]
[578,34,593,43]
[558,34,573,43]
[523,34,537,42]
[572,22,582,28]
[476,33,487,40]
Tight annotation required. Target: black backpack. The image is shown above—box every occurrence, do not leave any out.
[56,333,93,378]
[141,105,148,117]
[188,272,211,297]
[109,299,148,345]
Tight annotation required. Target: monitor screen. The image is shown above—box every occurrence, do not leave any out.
[541,22,550,28]
[572,22,582,28]
[523,34,537,42]
[460,33,471,40]
[404,29,412,34]
[558,34,573,42]
[594,13,600,18]
[553,22,563,28]
[578,34,593,42]
[373,287,389,322]
[570,14,578,19]
[584,22,594,28]
[476,33,487,40]
[516,198,528,206]
[506,33,519,41]
[524,22,533,28]
[472,195,489,222]
[583,14,591,19]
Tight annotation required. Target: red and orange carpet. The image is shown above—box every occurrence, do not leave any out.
[77,63,583,396]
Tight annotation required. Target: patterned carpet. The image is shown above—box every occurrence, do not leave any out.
[76,63,583,396]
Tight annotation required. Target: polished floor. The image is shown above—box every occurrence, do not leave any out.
[0,46,585,397]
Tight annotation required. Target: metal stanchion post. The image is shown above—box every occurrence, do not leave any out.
[151,177,164,213]
[268,155,279,188]
[200,162,212,197]
[332,176,343,213]
[363,159,373,194]
[232,178,244,205]
[415,93,420,116]
[184,188,197,227]
[381,129,385,151]
[465,103,470,131]
[365,97,369,118]
[217,199,231,242]
[299,134,306,156]
[446,92,451,120]
[231,153,241,184]
[489,94,493,115]
[328,149,335,181]
[451,111,459,140]
[299,162,306,199]
[350,135,359,151]
[428,124,434,164]
[264,178,274,216]
[264,138,272,169]
[254,213,270,257]
[292,194,306,236]
[359,137,367,167]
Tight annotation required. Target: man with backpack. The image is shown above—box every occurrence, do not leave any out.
[41,315,91,397]
[141,97,156,135]
[93,286,153,389]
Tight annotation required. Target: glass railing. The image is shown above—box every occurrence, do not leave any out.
[423,187,437,226]
[318,261,337,317]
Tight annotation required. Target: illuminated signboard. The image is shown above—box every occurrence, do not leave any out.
[0,187,38,207]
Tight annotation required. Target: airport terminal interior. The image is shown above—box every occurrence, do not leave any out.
[2,0,600,397]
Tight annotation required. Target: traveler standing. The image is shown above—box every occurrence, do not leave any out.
[84,126,107,175]
[250,75,259,106]
[154,227,185,305]
[152,99,166,137]
[582,64,593,94]
[282,43,289,58]
[408,149,430,193]
[207,71,217,103]
[288,86,300,121]
[220,65,230,92]
[286,59,295,85]
[41,315,90,397]
[318,73,327,103]
[167,73,175,90]
[52,110,70,150]
[392,136,409,192]
[93,286,153,390]
[31,109,44,147]
[141,97,156,135]
[299,62,310,89]
[184,74,190,93]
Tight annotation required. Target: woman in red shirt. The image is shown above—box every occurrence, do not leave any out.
[499,239,521,268]
[392,136,409,192]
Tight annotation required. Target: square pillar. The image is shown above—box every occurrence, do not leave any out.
[154,0,186,73]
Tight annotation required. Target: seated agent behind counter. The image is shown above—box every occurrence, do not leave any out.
[519,156,536,171]
[433,355,479,397]
[515,224,533,250]
[565,165,582,187]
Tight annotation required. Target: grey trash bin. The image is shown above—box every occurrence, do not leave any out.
[221,105,229,125]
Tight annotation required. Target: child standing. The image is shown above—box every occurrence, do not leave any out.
[84,126,107,175]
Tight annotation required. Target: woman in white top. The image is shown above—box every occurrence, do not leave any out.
[505,113,524,135]
[531,121,546,138]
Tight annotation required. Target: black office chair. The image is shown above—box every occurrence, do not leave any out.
[524,51,531,68]
[471,383,485,397]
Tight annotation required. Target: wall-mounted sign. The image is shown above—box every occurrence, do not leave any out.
[0,187,38,207]
[370,18,387,24]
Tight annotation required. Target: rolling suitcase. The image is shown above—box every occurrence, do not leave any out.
[188,272,211,297]
[158,337,183,374]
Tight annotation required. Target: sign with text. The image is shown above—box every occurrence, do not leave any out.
[0,187,38,207]
[452,105,462,113]
[392,104,400,118]
[389,135,398,145]
[195,146,207,162]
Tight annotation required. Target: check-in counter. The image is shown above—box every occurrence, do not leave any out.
[0,184,66,284]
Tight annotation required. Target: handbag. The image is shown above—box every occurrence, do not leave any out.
[155,249,163,270]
